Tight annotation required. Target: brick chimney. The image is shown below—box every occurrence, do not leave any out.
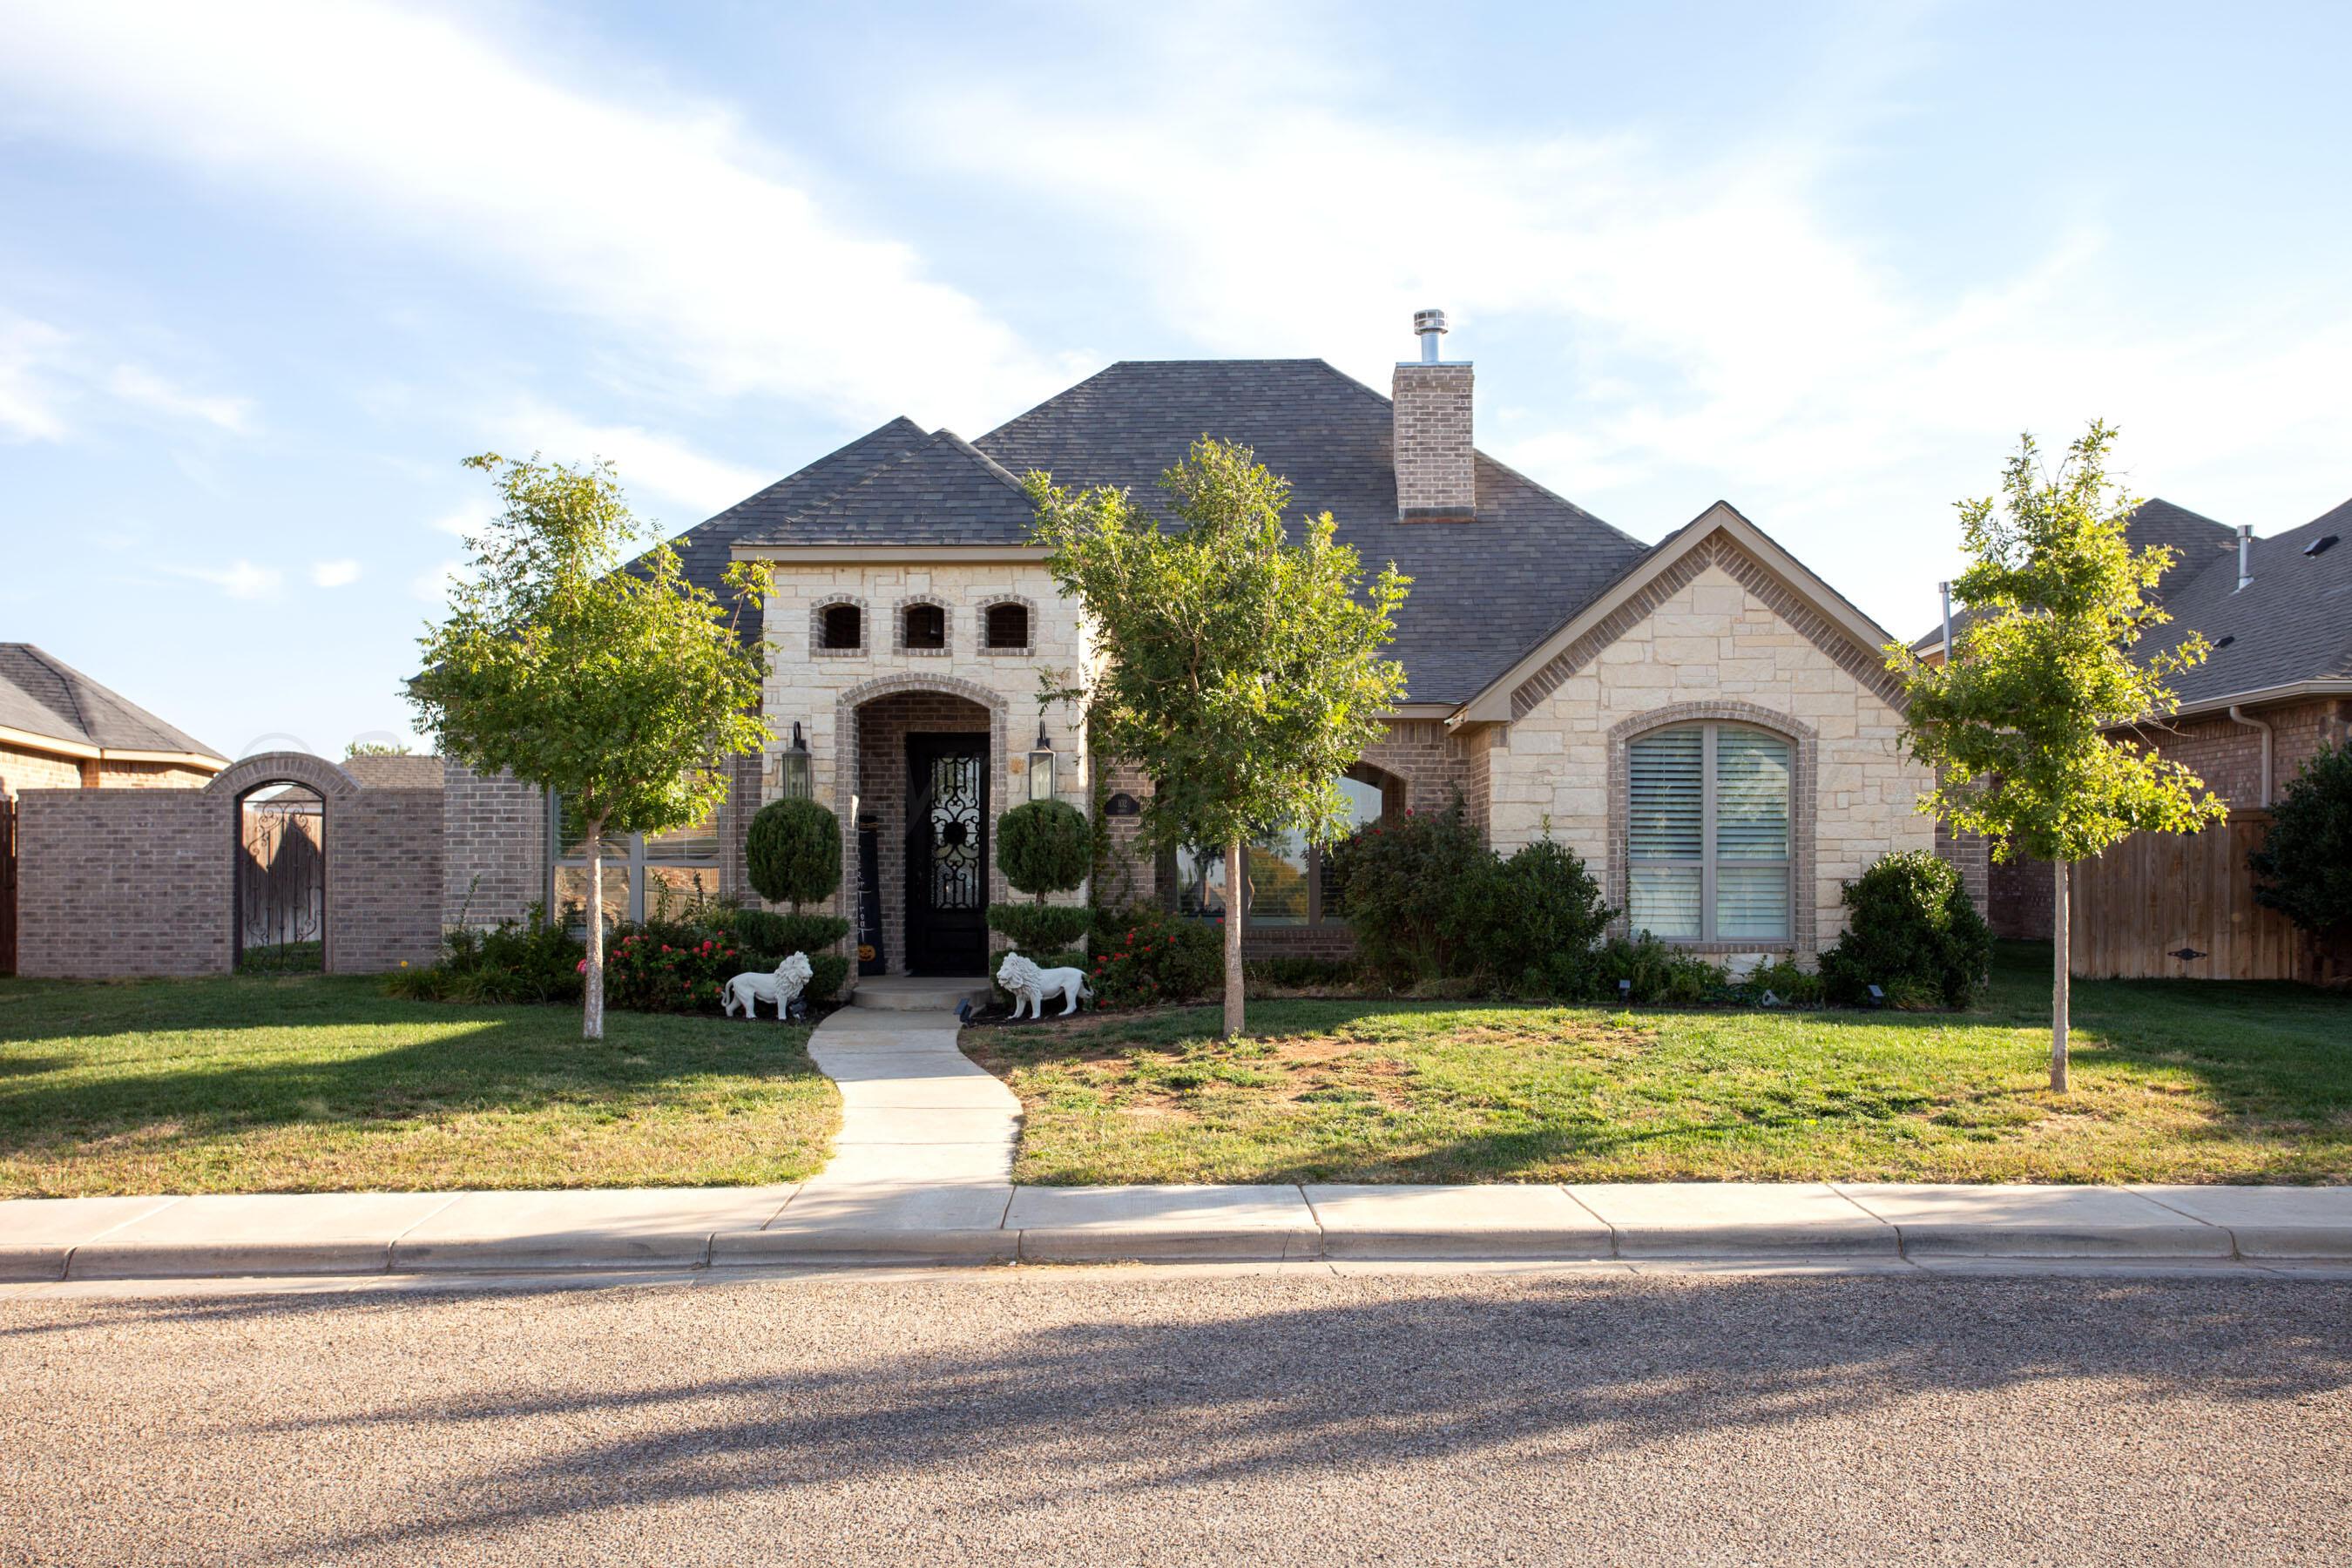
[1391,308,1475,522]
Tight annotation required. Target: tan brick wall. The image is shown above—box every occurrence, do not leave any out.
[95,760,217,789]
[17,787,226,977]
[1389,362,1475,519]
[0,742,84,799]
[1491,561,1934,957]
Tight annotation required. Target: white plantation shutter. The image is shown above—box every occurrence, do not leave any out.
[1625,721,1793,943]
[1628,729,1704,856]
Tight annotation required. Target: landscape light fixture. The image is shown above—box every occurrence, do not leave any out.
[1028,722,1056,803]
[778,720,813,801]
[1867,983,1886,1009]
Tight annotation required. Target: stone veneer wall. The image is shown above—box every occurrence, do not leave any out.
[1490,551,1933,957]
[19,750,443,977]
[441,762,547,928]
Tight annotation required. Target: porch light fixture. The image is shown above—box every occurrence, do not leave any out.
[779,721,814,801]
[1028,722,1057,803]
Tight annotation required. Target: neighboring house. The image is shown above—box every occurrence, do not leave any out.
[0,644,227,975]
[0,643,226,796]
[446,312,1938,980]
[1913,497,2352,980]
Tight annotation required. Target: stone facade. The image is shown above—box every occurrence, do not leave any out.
[1489,553,1934,958]
[18,750,443,977]
[1389,362,1476,521]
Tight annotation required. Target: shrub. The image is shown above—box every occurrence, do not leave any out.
[746,798,841,909]
[1739,955,1826,1007]
[725,906,852,956]
[997,799,1092,899]
[1321,797,1488,981]
[1085,904,1223,1008]
[2250,740,2352,939]
[607,912,849,1013]
[1246,956,1363,992]
[1467,836,1613,995]
[385,907,584,1004]
[986,902,1095,952]
[1819,849,1992,1010]
[1592,933,1723,1005]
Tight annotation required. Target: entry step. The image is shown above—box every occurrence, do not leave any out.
[849,976,994,1011]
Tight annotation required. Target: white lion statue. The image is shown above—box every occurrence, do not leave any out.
[997,951,1092,1019]
[722,951,814,1020]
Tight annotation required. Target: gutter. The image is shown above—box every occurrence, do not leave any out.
[2227,706,2274,806]
[0,723,226,773]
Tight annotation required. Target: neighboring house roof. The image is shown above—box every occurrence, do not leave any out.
[2139,496,2352,712]
[970,360,1648,706]
[0,644,226,766]
[737,429,1034,547]
[1909,497,2234,656]
[1910,495,2352,714]
[339,754,446,789]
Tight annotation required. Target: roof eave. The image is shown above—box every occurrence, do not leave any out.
[731,544,1051,564]
[0,723,227,770]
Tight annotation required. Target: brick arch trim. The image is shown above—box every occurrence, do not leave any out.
[976,594,1038,655]
[1605,700,1820,956]
[890,593,955,657]
[810,595,869,657]
[205,751,362,801]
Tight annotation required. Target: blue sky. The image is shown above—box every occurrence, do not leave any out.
[3,0,2348,759]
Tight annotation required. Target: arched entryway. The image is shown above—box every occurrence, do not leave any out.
[206,752,362,975]
[835,676,1010,977]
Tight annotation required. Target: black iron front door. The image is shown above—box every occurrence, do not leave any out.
[905,735,988,975]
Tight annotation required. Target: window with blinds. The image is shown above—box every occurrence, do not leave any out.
[1626,722,1792,942]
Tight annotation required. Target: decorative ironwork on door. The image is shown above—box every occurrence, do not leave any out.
[923,751,983,911]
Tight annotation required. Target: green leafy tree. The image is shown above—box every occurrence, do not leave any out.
[1030,436,1409,1037]
[409,453,771,1040]
[1891,422,2225,1089]
[2248,740,2352,945]
[344,740,413,759]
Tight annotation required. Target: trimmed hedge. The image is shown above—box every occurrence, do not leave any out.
[1819,850,1992,1010]
[986,902,1094,952]
[998,799,1092,898]
[746,797,841,909]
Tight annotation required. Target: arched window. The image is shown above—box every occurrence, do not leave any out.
[818,603,862,651]
[983,601,1031,651]
[902,602,947,651]
[1626,721,1791,942]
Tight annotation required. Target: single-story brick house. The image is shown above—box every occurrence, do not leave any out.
[441,313,1940,979]
[1913,497,2352,980]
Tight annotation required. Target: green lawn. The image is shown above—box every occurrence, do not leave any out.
[964,943,2352,1186]
[0,976,839,1198]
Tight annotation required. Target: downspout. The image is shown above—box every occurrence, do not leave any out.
[2227,705,2274,807]
[1938,580,1953,665]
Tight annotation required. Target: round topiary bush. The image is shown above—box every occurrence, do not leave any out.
[1819,849,1992,1010]
[997,799,1092,901]
[746,797,841,910]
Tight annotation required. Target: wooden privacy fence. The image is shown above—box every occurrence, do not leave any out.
[2070,809,2339,983]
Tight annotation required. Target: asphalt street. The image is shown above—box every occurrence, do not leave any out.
[3,1263,2347,1565]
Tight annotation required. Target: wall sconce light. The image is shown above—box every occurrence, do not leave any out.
[1028,722,1056,803]
[779,720,813,801]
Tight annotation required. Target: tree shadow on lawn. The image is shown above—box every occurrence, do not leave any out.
[0,976,826,1182]
[51,1270,2344,1558]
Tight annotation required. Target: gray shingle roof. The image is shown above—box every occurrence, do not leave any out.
[2142,496,2352,706]
[0,644,224,760]
[654,416,929,618]
[1909,497,2236,652]
[969,359,1648,705]
[1909,494,2352,709]
[737,429,1034,546]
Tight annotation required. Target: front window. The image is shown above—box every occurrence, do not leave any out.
[1165,774,1388,928]
[551,793,721,930]
[1626,722,1791,942]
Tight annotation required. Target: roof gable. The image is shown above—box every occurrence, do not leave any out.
[0,644,225,762]
[1461,502,1906,723]
[658,416,927,601]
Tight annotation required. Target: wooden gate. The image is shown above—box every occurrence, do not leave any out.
[0,798,16,977]
[2070,809,2337,982]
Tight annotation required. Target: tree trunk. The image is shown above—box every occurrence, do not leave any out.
[584,825,607,1042]
[1221,832,1246,1040]
[2050,857,2069,1093]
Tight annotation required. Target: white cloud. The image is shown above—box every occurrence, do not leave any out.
[105,365,257,433]
[0,0,1074,432]
[484,402,770,520]
[309,558,361,587]
[169,560,284,599]
[0,316,72,441]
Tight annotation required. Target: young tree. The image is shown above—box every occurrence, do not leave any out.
[1030,437,1409,1037]
[409,454,771,1040]
[1892,422,2226,1090]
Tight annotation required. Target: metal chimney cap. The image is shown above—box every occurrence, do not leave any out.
[1412,308,1449,335]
